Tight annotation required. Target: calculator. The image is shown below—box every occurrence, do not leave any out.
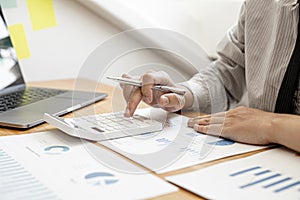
[44,111,163,141]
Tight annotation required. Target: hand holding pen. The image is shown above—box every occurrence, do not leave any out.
[106,77,186,95]
[107,71,191,117]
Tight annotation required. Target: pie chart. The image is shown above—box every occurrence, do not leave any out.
[44,146,70,155]
[85,172,119,186]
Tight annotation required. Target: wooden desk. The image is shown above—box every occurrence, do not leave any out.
[0,79,269,200]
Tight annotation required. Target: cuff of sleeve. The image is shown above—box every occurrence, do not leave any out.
[178,79,212,113]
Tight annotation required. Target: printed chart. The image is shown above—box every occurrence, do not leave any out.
[0,148,59,200]
[231,166,300,193]
[166,148,300,200]
[0,130,177,200]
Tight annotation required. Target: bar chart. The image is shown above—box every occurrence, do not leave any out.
[230,166,300,194]
[166,148,300,200]
[0,147,59,200]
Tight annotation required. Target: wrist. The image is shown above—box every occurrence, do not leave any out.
[268,113,282,144]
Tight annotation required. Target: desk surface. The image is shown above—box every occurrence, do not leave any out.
[0,79,268,200]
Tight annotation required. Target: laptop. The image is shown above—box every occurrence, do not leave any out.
[0,8,107,128]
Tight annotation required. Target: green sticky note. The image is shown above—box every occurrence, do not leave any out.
[26,0,57,31]
[8,24,31,59]
[0,0,17,9]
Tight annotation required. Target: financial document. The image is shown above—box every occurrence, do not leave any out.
[99,108,269,174]
[0,130,177,200]
[166,148,300,200]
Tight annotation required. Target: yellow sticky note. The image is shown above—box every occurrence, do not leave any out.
[8,24,31,59]
[26,0,57,31]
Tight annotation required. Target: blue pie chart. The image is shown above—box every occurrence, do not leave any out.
[85,172,119,186]
[44,146,70,155]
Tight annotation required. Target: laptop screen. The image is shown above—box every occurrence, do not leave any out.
[0,7,25,91]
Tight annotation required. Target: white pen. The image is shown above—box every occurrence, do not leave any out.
[106,76,186,95]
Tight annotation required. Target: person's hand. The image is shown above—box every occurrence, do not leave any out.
[188,106,274,145]
[121,71,188,117]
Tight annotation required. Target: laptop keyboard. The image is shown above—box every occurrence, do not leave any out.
[0,87,67,112]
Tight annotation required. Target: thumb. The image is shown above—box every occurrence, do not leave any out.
[159,93,185,112]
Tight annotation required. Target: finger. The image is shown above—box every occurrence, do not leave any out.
[188,115,209,123]
[125,88,142,117]
[188,111,226,126]
[188,116,226,128]
[121,73,131,79]
[141,71,174,104]
[194,124,224,136]
[147,89,163,108]
[188,118,210,127]
[141,73,155,104]
[194,124,208,133]
[195,116,225,125]
[191,112,226,120]
[120,73,132,89]
[120,74,136,101]
[188,115,211,124]
[121,73,131,78]
[121,74,143,102]
[122,85,137,102]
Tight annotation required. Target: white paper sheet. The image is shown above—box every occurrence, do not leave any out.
[100,108,268,174]
[0,130,177,200]
[166,148,300,200]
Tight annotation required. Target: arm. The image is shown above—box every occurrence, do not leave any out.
[123,2,247,116]
[182,1,247,113]
[270,114,300,153]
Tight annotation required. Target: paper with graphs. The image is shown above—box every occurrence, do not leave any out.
[99,108,268,174]
[166,148,300,200]
[0,130,177,200]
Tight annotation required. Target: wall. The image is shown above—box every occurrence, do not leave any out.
[2,0,243,83]
[78,0,244,55]
[3,0,120,82]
